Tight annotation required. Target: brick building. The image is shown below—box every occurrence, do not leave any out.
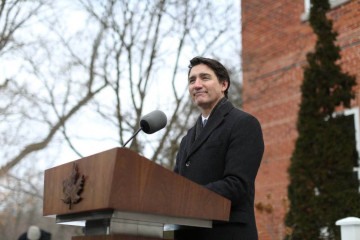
[241,0,360,239]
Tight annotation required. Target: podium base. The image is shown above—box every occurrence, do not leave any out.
[72,234,171,240]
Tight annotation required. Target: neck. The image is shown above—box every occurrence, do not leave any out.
[201,109,211,118]
[200,97,226,118]
[202,112,210,118]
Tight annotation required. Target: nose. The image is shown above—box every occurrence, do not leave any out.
[192,78,203,89]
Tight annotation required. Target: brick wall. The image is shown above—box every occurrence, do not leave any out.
[241,0,360,239]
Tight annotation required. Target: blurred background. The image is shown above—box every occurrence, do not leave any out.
[0,0,241,239]
[2,0,360,239]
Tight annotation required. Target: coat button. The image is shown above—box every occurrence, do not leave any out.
[185,161,190,167]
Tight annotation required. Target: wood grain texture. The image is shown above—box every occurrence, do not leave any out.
[43,147,230,221]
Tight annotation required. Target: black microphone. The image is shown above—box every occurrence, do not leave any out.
[122,110,167,147]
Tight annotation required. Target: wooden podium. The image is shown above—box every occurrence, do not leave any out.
[43,147,231,240]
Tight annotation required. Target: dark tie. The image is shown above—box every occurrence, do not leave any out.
[202,119,207,127]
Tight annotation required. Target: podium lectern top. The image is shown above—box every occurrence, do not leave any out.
[43,147,230,222]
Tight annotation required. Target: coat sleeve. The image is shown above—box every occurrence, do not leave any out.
[205,114,264,206]
[174,135,187,174]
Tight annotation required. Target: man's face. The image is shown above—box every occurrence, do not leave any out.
[188,63,228,115]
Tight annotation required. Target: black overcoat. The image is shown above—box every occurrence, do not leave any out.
[174,99,264,239]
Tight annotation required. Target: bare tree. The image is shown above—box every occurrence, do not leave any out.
[0,0,46,55]
[56,0,241,167]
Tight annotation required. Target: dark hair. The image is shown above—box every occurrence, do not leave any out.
[188,56,231,98]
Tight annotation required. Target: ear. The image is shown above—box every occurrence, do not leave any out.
[221,80,228,92]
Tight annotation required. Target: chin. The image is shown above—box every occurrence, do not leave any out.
[195,101,212,109]
[194,99,207,106]
[194,95,207,102]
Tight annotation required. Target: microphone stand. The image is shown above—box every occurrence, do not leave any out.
[122,128,142,147]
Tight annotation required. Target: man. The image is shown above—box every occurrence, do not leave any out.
[174,57,264,240]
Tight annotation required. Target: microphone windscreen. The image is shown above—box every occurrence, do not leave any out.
[140,110,167,134]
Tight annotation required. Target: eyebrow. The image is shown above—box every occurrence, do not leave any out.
[188,73,212,80]
[199,73,212,78]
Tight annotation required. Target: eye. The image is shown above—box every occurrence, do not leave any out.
[201,74,211,80]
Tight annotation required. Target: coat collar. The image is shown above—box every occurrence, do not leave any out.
[185,98,234,160]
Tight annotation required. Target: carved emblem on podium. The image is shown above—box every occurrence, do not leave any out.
[62,163,85,209]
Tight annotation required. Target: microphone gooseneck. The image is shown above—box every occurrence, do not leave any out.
[122,128,142,147]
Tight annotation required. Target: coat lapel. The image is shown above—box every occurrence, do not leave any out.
[184,117,201,156]
[185,100,234,161]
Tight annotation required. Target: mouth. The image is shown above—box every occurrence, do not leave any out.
[194,91,206,97]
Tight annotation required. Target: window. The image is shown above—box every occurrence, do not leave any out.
[344,108,360,192]
[301,0,351,21]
